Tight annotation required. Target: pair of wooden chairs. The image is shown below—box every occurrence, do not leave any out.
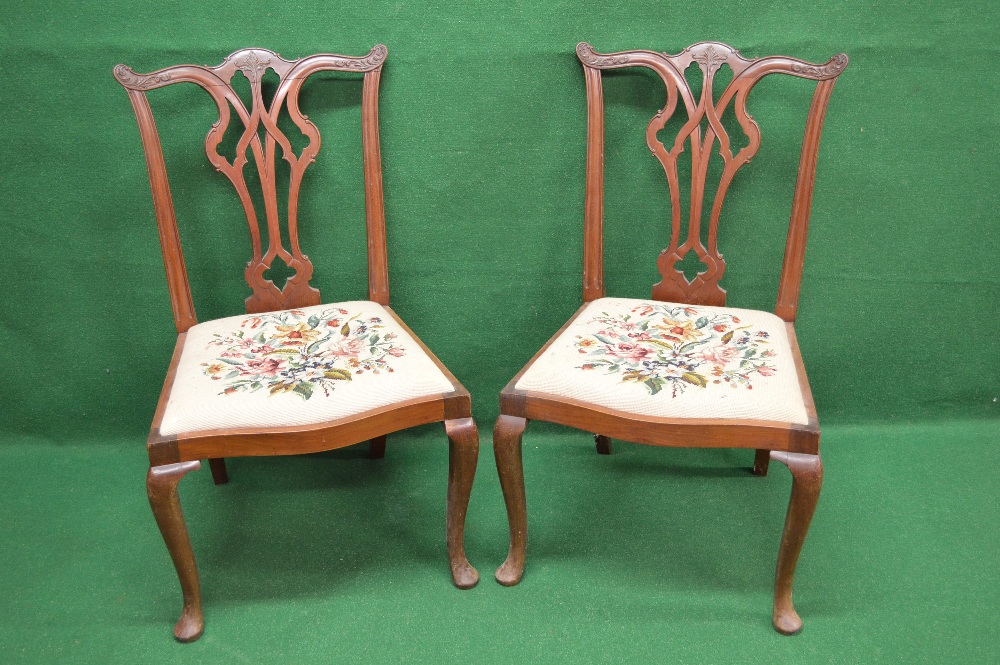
[115,41,847,642]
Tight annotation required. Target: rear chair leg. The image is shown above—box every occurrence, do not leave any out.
[444,418,479,589]
[369,435,387,459]
[594,434,612,455]
[147,461,204,642]
[770,451,823,635]
[494,415,528,586]
[753,449,770,476]
[208,458,228,485]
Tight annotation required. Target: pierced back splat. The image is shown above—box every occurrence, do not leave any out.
[577,42,848,316]
[114,46,389,331]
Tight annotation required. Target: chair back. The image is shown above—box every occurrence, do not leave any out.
[115,46,390,333]
[577,42,848,321]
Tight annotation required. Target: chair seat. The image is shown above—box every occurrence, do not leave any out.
[159,301,455,436]
[515,297,809,425]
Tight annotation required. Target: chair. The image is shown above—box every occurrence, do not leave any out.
[493,42,848,634]
[114,46,479,642]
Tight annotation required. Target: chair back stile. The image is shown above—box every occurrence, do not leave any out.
[114,46,390,334]
[576,42,848,320]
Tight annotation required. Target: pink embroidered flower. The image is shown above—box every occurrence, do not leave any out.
[757,365,776,377]
[319,337,365,358]
[607,342,652,363]
[700,345,741,366]
[252,345,274,354]
[326,319,342,327]
[713,324,727,332]
[387,347,405,357]
[631,305,655,316]
[240,357,285,377]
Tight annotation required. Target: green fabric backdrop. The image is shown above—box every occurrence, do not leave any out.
[1,0,997,442]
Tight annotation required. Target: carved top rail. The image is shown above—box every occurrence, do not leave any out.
[577,42,847,320]
[115,46,389,332]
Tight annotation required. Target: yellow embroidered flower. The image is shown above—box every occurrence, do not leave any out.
[274,323,321,343]
[206,363,225,374]
[656,317,703,343]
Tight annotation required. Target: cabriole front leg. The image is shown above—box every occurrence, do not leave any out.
[444,418,479,589]
[147,461,204,642]
[493,414,527,586]
[770,451,823,635]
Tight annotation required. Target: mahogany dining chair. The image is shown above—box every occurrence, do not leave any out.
[493,41,848,634]
[115,46,479,642]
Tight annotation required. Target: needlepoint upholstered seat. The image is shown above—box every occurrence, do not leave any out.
[515,297,808,424]
[160,302,454,435]
[115,46,479,643]
[493,42,847,635]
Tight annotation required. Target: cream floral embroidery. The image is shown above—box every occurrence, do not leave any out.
[201,307,405,399]
[575,303,778,396]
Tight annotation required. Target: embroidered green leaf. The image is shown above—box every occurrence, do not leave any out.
[292,383,313,399]
[695,316,709,329]
[681,372,707,388]
[307,315,320,329]
[721,330,734,344]
[744,348,757,358]
[324,369,353,381]
[370,333,380,345]
[341,322,351,336]
[594,334,614,344]
[266,348,299,354]
[219,358,242,365]
[642,339,676,349]
[225,370,240,379]
[644,378,662,395]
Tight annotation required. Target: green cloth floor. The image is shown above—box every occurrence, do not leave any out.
[2,420,996,663]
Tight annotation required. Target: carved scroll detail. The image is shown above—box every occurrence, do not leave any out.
[791,53,849,78]
[234,52,271,81]
[577,42,630,67]
[691,44,729,74]
[333,44,387,70]
[114,64,171,89]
